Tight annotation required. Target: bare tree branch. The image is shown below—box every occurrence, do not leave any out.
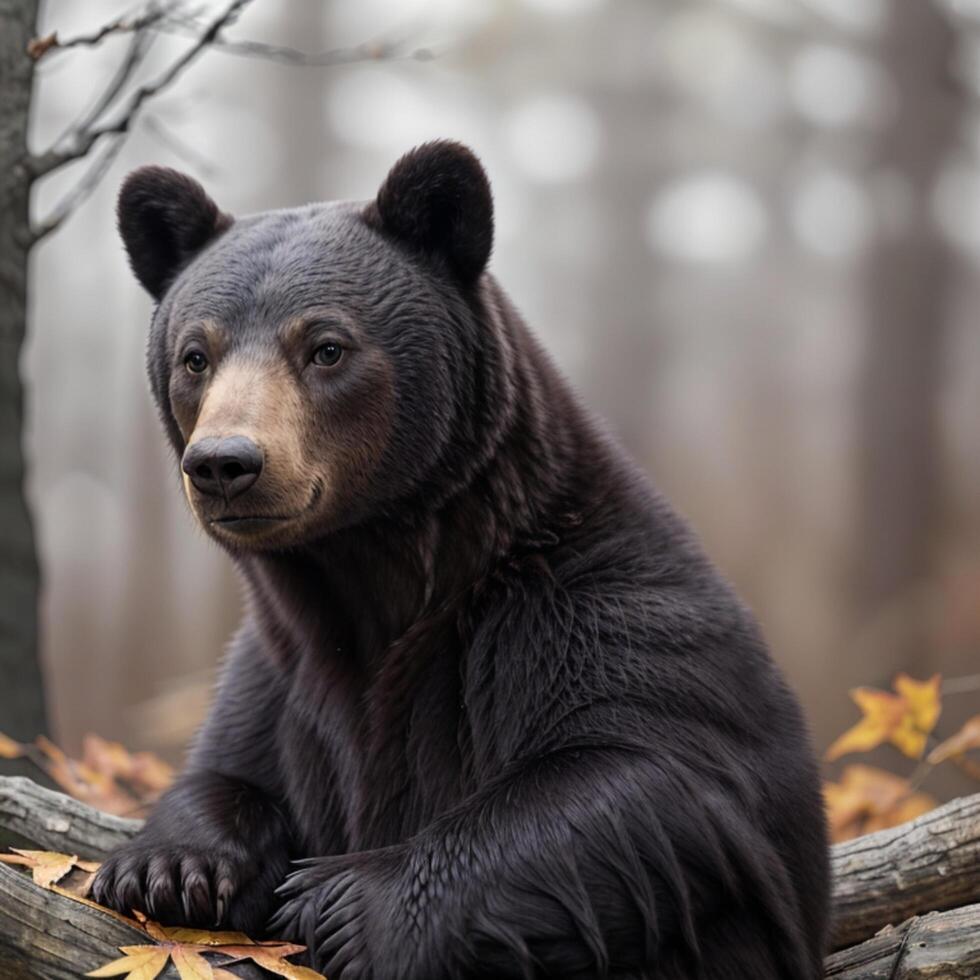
[28,0,255,180]
[52,5,161,150]
[30,135,128,244]
[26,4,173,61]
[161,31,435,66]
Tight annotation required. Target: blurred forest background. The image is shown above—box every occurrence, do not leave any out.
[8,0,980,800]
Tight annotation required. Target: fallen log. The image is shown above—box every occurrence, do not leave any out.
[830,791,980,949]
[825,903,980,979]
[0,776,978,978]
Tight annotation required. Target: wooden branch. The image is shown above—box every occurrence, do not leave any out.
[1,776,979,977]
[824,904,980,979]
[28,0,254,179]
[27,4,172,61]
[831,792,980,949]
[0,775,138,859]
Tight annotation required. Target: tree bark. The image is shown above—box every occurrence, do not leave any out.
[1,778,979,978]
[0,1,47,744]
[825,904,980,980]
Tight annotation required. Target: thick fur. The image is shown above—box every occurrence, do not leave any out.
[94,142,830,979]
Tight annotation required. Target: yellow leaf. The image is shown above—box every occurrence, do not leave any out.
[928,714,980,765]
[247,949,325,980]
[10,848,78,888]
[0,732,23,759]
[212,972,240,980]
[86,947,170,979]
[153,925,254,947]
[894,673,942,737]
[825,688,905,760]
[889,713,928,759]
[171,947,214,980]
[823,764,938,843]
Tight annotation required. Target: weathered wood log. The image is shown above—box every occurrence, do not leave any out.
[824,904,980,979]
[1,776,979,978]
[831,792,980,949]
[0,775,138,858]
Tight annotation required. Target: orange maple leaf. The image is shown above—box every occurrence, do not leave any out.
[825,673,941,761]
[823,764,937,842]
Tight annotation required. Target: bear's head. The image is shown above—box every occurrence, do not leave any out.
[118,141,497,550]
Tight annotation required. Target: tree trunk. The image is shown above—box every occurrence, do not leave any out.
[856,0,957,668]
[0,1,46,743]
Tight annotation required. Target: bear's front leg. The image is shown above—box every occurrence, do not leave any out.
[92,771,291,933]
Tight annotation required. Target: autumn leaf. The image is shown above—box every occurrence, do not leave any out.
[235,948,324,980]
[0,731,24,759]
[91,915,323,980]
[823,764,938,842]
[3,849,82,889]
[825,673,941,761]
[86,946,170,979]
[170,947,215,980]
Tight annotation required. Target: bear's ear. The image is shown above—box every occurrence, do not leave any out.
[117,166,232,301]
[367,141,494,284]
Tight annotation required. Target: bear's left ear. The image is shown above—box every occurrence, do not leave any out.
[367,141,494,285]
[117,166,232,301]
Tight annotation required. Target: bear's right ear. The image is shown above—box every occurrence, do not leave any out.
[117,166,232,301]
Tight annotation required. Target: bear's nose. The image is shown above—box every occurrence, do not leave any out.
[182,436,264,500]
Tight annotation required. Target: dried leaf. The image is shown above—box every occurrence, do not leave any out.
[9,848,78,888]
[244,949,324,980]
[823,764,938,843]
[894,673,942,736]
[928,714,980,765]
[155,926,254,947]
[171,947,214,980]
[0,731,24,759]
[86,946,170,979]
[826,688,906,760]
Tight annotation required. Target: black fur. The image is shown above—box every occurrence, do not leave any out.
[95,141,830,978]
[117,165,231,300]
[367,140,494,284]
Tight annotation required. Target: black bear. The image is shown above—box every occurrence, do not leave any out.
[93,141,830,979]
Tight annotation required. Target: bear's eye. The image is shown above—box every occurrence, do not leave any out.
[312,342,343,367]
[184,350,209,374]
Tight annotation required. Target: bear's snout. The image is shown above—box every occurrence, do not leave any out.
[182,435,264,501]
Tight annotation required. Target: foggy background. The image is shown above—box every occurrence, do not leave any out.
[23,0,980,798]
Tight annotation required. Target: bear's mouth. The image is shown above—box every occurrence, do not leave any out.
[207,481,322,535]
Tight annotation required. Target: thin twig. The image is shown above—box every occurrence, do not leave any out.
[28,0,255,180]
[942,672,980,696]
[178,35,435,66]
[30,135,129,245]
[27,4,171,61]
[53,4,162,149]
